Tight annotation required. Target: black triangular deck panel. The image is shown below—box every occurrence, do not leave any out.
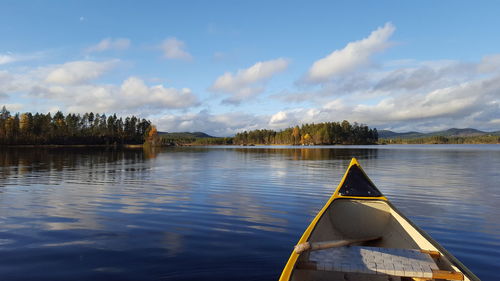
[338,165,383,197]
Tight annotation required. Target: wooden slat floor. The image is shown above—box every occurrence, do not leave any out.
[308,246,438,278]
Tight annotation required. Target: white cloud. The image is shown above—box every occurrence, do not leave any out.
[211,58,289,104]
[45,60,118,85]
[86,38,131,53]
[161,37,192,60]
[0,103,24,112]
[269,111,288,125]
[305,22,395,83]
[268,108,318,129]
[0,54,17,65]
[120,77,199,109]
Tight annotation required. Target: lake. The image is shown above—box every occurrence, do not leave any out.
[0,145,498,280]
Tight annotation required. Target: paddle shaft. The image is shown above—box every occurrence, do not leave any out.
[294,236,380,254]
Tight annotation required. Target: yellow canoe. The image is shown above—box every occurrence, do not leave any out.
[279,158,479,281]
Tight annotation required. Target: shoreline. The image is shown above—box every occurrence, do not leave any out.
[185,143,499,146]
[0,144,145,148]
[1,143,498,148]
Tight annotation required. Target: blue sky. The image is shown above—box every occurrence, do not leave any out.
[1,0,500,135]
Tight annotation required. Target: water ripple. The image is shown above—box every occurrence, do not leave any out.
[0,146,498,280]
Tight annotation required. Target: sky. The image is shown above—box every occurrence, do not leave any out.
[1,0,500,136]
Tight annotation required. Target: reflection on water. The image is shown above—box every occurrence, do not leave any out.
[0,145,499,280]
[231,147,379,161]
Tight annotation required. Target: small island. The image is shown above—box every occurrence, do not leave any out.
[151,121,378,146]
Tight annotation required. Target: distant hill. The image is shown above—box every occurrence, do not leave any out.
[426,128,486,137]
[379,128,498,139]
[158,132,214,139]
[378,130,424,139]
[157,129,499,140]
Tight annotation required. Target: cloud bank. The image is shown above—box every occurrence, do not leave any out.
[2,22,500,135]
[1,60,199,114]
[45,60,118,85]
[154,53,500,135]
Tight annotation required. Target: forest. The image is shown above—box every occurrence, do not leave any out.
[0,106,152,145]
[233,121,378,145]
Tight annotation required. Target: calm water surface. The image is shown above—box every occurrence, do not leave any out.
[0,145,499,280]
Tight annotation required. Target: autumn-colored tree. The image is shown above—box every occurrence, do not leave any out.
[301,133,312,145]
[292,126,300,145]
[148,125,158,138]
[145,125,160,146]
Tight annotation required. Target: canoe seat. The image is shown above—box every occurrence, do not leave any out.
[297,246,464,280]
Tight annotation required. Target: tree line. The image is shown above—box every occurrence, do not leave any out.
[381,135,500,144]
[233,121,378,145]
[0,106,152,145]
[192,137,233,145]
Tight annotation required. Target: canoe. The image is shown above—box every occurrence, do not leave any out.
[279,158,479,281]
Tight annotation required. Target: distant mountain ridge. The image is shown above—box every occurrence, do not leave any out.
[158,129,500,140]
[158,132,214,138]
[379,128,500,139]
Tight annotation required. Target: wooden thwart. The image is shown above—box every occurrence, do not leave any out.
[420,249,441,259]
[294,236,381,254]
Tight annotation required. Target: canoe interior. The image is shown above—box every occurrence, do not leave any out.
[290,198,467,281]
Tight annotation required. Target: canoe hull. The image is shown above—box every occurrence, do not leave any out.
[279,158,478,281]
